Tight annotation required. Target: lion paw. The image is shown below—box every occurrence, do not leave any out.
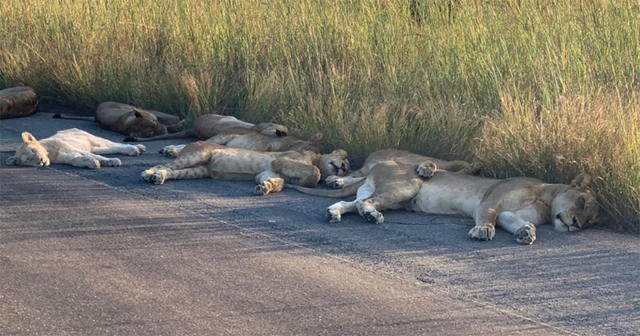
[515,223,537,245]
[104,158,122,167]
[86,158,101,169]
[417,162,437,179]
[136,144,146,154]
[126,145,144,156]
[141,169,155,183]
[325,175,345,189]
[141,169,166,184]
[326,207,342,223]
[254,183,270,196]
[468,224,495,241]
[362,209,384,224]
[159,146,179,158]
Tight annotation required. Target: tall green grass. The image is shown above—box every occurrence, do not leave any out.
[1,0,638,231]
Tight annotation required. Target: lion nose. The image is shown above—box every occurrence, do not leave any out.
[556,213,561,219]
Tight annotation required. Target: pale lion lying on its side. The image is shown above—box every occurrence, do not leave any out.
[322,149,480,189]
[141,141,349,196]
[5,129,146,169]
[289,161,600,245]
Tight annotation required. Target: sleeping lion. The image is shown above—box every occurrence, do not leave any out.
[5,129,146,169]
[289,161,600,245]
[141,141,349,196]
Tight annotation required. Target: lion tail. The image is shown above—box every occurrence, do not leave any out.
[52,114,95,121]
[286,179,365,198]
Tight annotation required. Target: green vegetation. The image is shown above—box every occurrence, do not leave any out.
[1,0,638,231]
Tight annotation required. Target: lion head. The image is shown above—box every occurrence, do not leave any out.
[6,132,50,167]
[551,173,600,232]
[317,149,350,181]
[128,109,167,138]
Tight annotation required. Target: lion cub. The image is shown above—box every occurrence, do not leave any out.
[141,141,349,196]
[6,129,146,169]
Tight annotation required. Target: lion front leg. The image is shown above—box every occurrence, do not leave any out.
[325,168,367,189]
[254,170,285,196]
[497,211,537,245]
[470,203,500,241]
[92,143,146,156]
[142,165,209,185]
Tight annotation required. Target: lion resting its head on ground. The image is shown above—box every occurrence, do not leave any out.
[53,102,182,138]
[124,113,289,142]
[141,141,349,195]
[290,160,600,245]
[5,129,146,169]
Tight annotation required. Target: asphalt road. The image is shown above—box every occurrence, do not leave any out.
[1,113,639,336]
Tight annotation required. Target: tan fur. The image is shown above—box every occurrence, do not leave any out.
[54,102,181,138]
[141,142,349,196]
[158,130,323,157]
[5,129,146,169]
[291,161,599,245]
[127,113,289,142]
[323,149,479,189]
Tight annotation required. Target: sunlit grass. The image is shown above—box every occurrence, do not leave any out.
[0,0,638,231]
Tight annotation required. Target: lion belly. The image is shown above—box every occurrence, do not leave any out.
[207,151,274,175]
[225,136,267,151]
[407,173,494,217]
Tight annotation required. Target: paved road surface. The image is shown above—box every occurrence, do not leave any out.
[1,113,639,336]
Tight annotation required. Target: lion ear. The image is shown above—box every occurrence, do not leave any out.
[275,129,287,137]
[331,149,348,159]
[570,173,592,189]
[309,133,323,145]
[21,132,37,144]
[133,108,144,118]
[5,156,17,165]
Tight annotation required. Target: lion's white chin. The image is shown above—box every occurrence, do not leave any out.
[553,219,570,232]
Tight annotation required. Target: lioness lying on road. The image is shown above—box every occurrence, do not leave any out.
[289,161,599,245]
[141,141,349,195]
[124,113,288,141]
[124,113,323,155]
[54,102,182,138]
[158,132,324,158]
[5,129,146,169]
[321,149,480,189]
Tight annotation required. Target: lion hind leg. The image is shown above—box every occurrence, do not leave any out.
[254,170,285,196]
[206,134,239,145]
[58,152,101,169]
[326,200,358,223]
[159,144,186,158]
[271,158,321,188]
